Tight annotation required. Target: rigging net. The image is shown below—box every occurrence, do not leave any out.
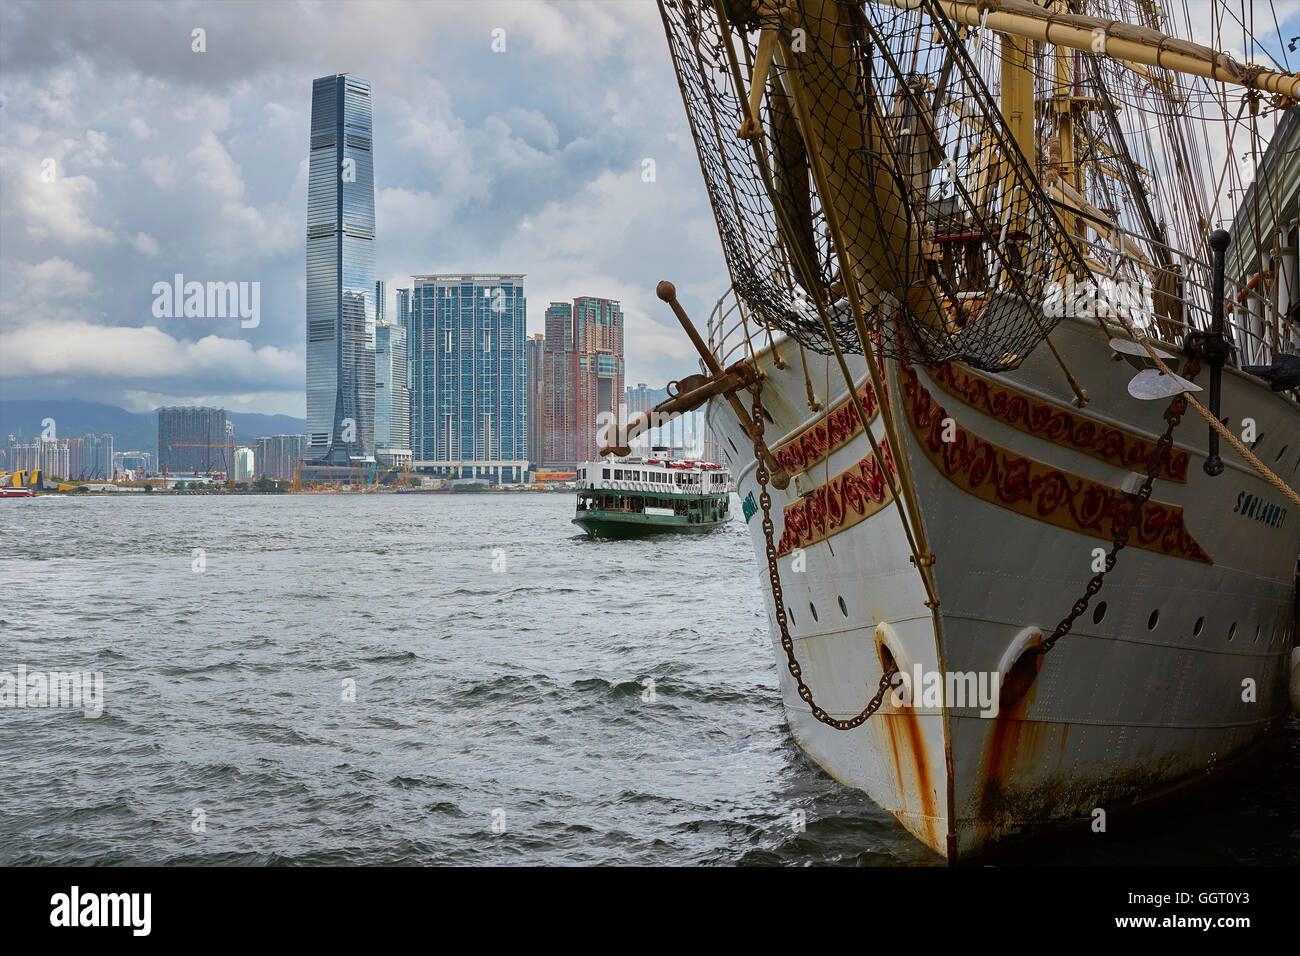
[661,0,1092,371]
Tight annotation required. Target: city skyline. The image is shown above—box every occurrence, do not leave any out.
[0,2,730,419]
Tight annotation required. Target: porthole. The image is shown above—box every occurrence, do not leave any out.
[1251,431,1266,450]
[787,608,796,627]
[1276,444,1288,464]
[1093,601,1107,624]
[809,602,818,623]
[1227,621,1237,641]
[1253,624,1261,643]
[1147,609,1159,630]
[838,595,848,617]
[1193,616,1205,637]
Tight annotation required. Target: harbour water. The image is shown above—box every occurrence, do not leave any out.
[1,493,1296,865]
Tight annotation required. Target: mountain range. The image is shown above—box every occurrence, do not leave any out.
[0,399,306,456]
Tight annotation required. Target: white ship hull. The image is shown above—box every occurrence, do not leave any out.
[709,313,1298,861]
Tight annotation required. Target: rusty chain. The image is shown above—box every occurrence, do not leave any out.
[1037,358,1200,657]
[751,376,899,730]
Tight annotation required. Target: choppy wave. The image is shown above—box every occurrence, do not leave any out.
[0,493,1295,866]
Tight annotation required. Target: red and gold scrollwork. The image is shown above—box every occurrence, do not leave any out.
[776,443,897,556]
[929,362,1190,482]
[901,365,1211,564]
[773,379,881,477]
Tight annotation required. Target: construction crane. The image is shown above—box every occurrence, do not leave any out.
[169,441,236,488]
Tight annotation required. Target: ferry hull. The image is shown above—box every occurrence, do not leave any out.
[709,313,1299,861]
[573,512,729,538]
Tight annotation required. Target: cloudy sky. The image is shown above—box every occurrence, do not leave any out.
[2,1,1296,418]
[0,0,728,417]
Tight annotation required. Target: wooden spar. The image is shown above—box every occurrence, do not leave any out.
[1052,46,1085,242]
[1000,34,1035,184]
[874,0,1300,101]
[1044,175,1157,276]
[999,31,1035,285]
[768,0,946,332]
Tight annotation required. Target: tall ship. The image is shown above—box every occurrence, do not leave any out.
[573,455,732,537]
[640,0,1300,860]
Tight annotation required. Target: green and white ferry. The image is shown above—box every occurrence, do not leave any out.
[573,454,732,538]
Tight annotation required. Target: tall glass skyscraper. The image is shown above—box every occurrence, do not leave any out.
[410,275,529,483]
[306,73,377,466]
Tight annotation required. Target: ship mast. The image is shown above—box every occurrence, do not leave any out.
[656,0,1296,380]
[875,0,1300,99]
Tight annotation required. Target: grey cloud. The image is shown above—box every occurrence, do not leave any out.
[0,0,727,412]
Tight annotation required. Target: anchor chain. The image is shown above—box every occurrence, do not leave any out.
[1037,359,1200,658]
[751,376,899,730]
[751,352,1198,716]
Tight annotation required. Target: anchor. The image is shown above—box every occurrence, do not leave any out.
[1242,354,1300,391]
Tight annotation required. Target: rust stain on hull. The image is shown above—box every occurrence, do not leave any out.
[976,654,1044,846]
[880,708,939,850]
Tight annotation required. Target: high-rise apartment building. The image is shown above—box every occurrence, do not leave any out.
[254,435,307,480]
[94,433,113,479]
[542,296,624,468]
[375,321,411,464]
[66,436,87,478]
[525,333,546,468]
[409,274,528,483]
[7,437,72,478]
[542,303,576,467]
[67,433,112,479]
[64,433,110,479]
[158,407,228,474]
[306,73,377,466]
